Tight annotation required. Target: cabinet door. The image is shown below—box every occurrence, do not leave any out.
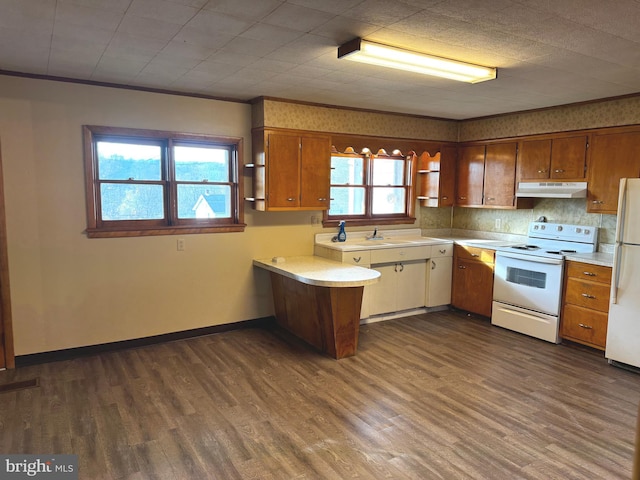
[368,264,397,316]
[587,131,640,214]
[396,260,427,311]
[439,145,457,206]
[452,257,494,317]
[426,256,452,307]
[267,132,300,208]
[483,142,517,207]
[518,138,551,180]
[550,135,587,179]
[300,135,331,209]
[456,145,485,206]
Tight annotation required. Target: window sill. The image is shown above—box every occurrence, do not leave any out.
[86,224,247,238]
[322,216,416,228]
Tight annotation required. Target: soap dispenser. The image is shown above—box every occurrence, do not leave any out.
[337,220,347,242]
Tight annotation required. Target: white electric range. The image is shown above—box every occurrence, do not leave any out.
[490,222,598,343]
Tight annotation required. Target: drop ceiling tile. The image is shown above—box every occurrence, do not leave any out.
[260,3,336,32]
[93,56,148,76]
[248,57,297,73]
[52,21,115,44]
[239,23,304,45]
[54,1,122,30]
[217,36,282,57]
[341,0,422,27]
[127,0,200,25]
[202,0,283,21]
[172,28,234,50]
[58,0,132,14]
[117,15,182,41]
[207,51,260,67]
[103,33,167,62]
[185,10,253,36]
[0,0,56,19]
[310,16,380,43]
[159,40,216,61]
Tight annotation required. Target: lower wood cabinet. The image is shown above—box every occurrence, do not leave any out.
[560,260,612,350]
[451,245,495,317]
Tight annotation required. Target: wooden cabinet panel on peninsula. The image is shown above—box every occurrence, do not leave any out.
[451,245,495,317]
[249,129,331,211]
[587,129,640,214]
[518,135,588,181]
[560,261,612,350]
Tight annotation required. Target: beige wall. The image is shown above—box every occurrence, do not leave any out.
[0,76,330,355]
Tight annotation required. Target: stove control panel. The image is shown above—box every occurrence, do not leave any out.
[529,222,597,243]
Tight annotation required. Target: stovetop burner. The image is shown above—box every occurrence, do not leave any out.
[511,245,540,251]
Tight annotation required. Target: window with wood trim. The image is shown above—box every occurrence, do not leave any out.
[83,125,245,238]
[325,148,416,226]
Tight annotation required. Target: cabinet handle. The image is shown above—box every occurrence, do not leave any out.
[554,169,565,173]
[441,196,448,200]
[439,249,447,255]
[286,197,295,201]
[318,197,327,201]
[459,196,467,200]
[581,293,596,299]
[431,260,436,270]
[458,265,466,269]
[537,169,548,174]
[399,263,404,272]
[470,253,479,257]
[485,197,495,201]
[591,200,604,204]
[353,256,361,263]
[582,271,596,276]
[578,323,593,329]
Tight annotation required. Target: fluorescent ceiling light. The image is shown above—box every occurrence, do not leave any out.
[338,38,497,84]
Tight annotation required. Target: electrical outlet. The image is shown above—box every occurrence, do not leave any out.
[495,218,502,230]
[177,238,185,251]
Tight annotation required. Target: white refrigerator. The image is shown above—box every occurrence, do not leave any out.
[606,178,640,369]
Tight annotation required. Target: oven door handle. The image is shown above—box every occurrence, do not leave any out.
[495,251,563,265]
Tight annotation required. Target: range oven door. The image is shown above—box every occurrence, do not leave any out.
[493,251,564,316]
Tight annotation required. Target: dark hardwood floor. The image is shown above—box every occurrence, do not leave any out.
[1,310,639,479]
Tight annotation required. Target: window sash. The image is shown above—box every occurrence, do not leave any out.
[84,125,245,237]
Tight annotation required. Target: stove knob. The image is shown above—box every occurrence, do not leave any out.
[585,229,590,235]
[534,225,539,230]
[576,227,582,233]
[557,226,563,231]
[540,225,545,230]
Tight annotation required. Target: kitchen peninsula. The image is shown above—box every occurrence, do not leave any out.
[253,256,380,359]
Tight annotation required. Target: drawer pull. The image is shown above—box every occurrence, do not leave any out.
[459,196,467,200]
[583,271,596,276]
[431,260,436,270]
[318,197,327,201]
[287,197,295,201]
[441,196,448,200]
[537,169,547,174]
[578,323,593,329]
[458,265,466,269]
[353,256,361,263]
[470,253,479,257]
[581,293,596,299]
[591,200,604,204]
[554,169,565,173]
[439,249,447,255]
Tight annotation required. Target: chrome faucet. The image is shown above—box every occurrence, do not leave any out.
[366,227,384,240]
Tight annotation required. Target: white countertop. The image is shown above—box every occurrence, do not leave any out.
[315,228,454,252]
[253,255,381,287]
[565,252,614,267]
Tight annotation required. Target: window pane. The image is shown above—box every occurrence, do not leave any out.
[177,184,231,219]
[331,156,364,185]
[328,186,365,215]
[372,187,406,214]
[174,145,230,182]
[97,142,162,181]
[372,158,405,186]
[100,183,164,220]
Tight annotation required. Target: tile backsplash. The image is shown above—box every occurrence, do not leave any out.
[420,199,617,247]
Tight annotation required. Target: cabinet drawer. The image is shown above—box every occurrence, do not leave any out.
[564,278,610,311]
[565,261,612,285]
[454,245,495,264]
[370,245,430,264]
[561,303,608,349]
[341,251,371,267]
[431,243,453,257]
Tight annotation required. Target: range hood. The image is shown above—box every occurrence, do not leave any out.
[515,182,587,199]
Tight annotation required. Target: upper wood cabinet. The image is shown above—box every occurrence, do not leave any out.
[417,145,456,207]
[250,128,331,211]
[484,142,517,207]
[456,145,485,206]
[518,135,588,181]
[587,129,640,214]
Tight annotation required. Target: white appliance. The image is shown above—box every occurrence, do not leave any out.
[606,178,640,370]
[492,222,598,343]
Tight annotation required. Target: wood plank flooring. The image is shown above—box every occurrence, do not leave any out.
[1,310,639,479]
